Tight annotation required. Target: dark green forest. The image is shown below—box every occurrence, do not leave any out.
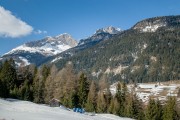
[0,59,179,120]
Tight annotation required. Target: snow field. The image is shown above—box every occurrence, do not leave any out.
[0,98,133,120]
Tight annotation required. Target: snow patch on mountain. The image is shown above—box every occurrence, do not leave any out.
[141,23,166,32]
[133,18,167,32]
[92,69,102,77]
[19,56,30,66]
[150,56,157,62]
[105,65,129,75]
[51,56,62,63]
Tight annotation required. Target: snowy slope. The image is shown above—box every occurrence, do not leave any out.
[0,99,133,120]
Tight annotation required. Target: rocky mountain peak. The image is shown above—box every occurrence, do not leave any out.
[55,33,72,39]
[132,16,180,32]
[95,26,122,35]
[133,19,166,32]
[43,33,77,47]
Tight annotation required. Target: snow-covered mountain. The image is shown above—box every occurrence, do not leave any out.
[5,33,77,56]
[1,33,77,66]
[78,26,121,46]
[50,26,122,63]
[1,26,121,67]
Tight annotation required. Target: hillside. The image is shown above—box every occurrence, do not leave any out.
[52,15,180,83]
[50,26,121,64]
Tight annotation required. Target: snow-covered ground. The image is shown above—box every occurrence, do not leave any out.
[0,98,133,120]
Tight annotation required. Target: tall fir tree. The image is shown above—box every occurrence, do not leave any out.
[33,66,49,103]
[0,59,17,97]
[77,73,89,108]
[114,82,127,116]
[145,98,162,120]
[162,97,177,120]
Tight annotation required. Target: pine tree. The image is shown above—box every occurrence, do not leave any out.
[69,91,79,108]
[125,93,134,118]
[77,73,89,108]
[33,68,46,103]
[114,82,127,116]
[146,98,162,120]
[0,78,9,97]
[162,97,177,120]
[0,59,17,97]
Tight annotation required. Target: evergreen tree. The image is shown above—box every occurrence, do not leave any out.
[114,82,127,116]
[0,59,17,97]
[33,68,46,103]
[145,98,162,120]
[162,97,177,120]
[77,73,89,108]
[69,91,79,108]
[42,65,50,81]
[125,93,134,118]
[0,78,9,97]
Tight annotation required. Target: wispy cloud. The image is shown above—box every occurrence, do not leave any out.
[0,6,33,38]
[34,30,47,34]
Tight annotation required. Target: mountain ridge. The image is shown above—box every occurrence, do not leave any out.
[51,15,180,83]
[0,26,121,66]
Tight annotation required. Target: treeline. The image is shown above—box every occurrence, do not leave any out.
[0,59,179,120]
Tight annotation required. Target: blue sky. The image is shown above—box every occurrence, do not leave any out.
[0,0,180,56]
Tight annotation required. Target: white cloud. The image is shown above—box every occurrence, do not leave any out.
[34,30,47,34]
[0,6,33,38]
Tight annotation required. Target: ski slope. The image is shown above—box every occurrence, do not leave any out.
[0,98,133,120]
